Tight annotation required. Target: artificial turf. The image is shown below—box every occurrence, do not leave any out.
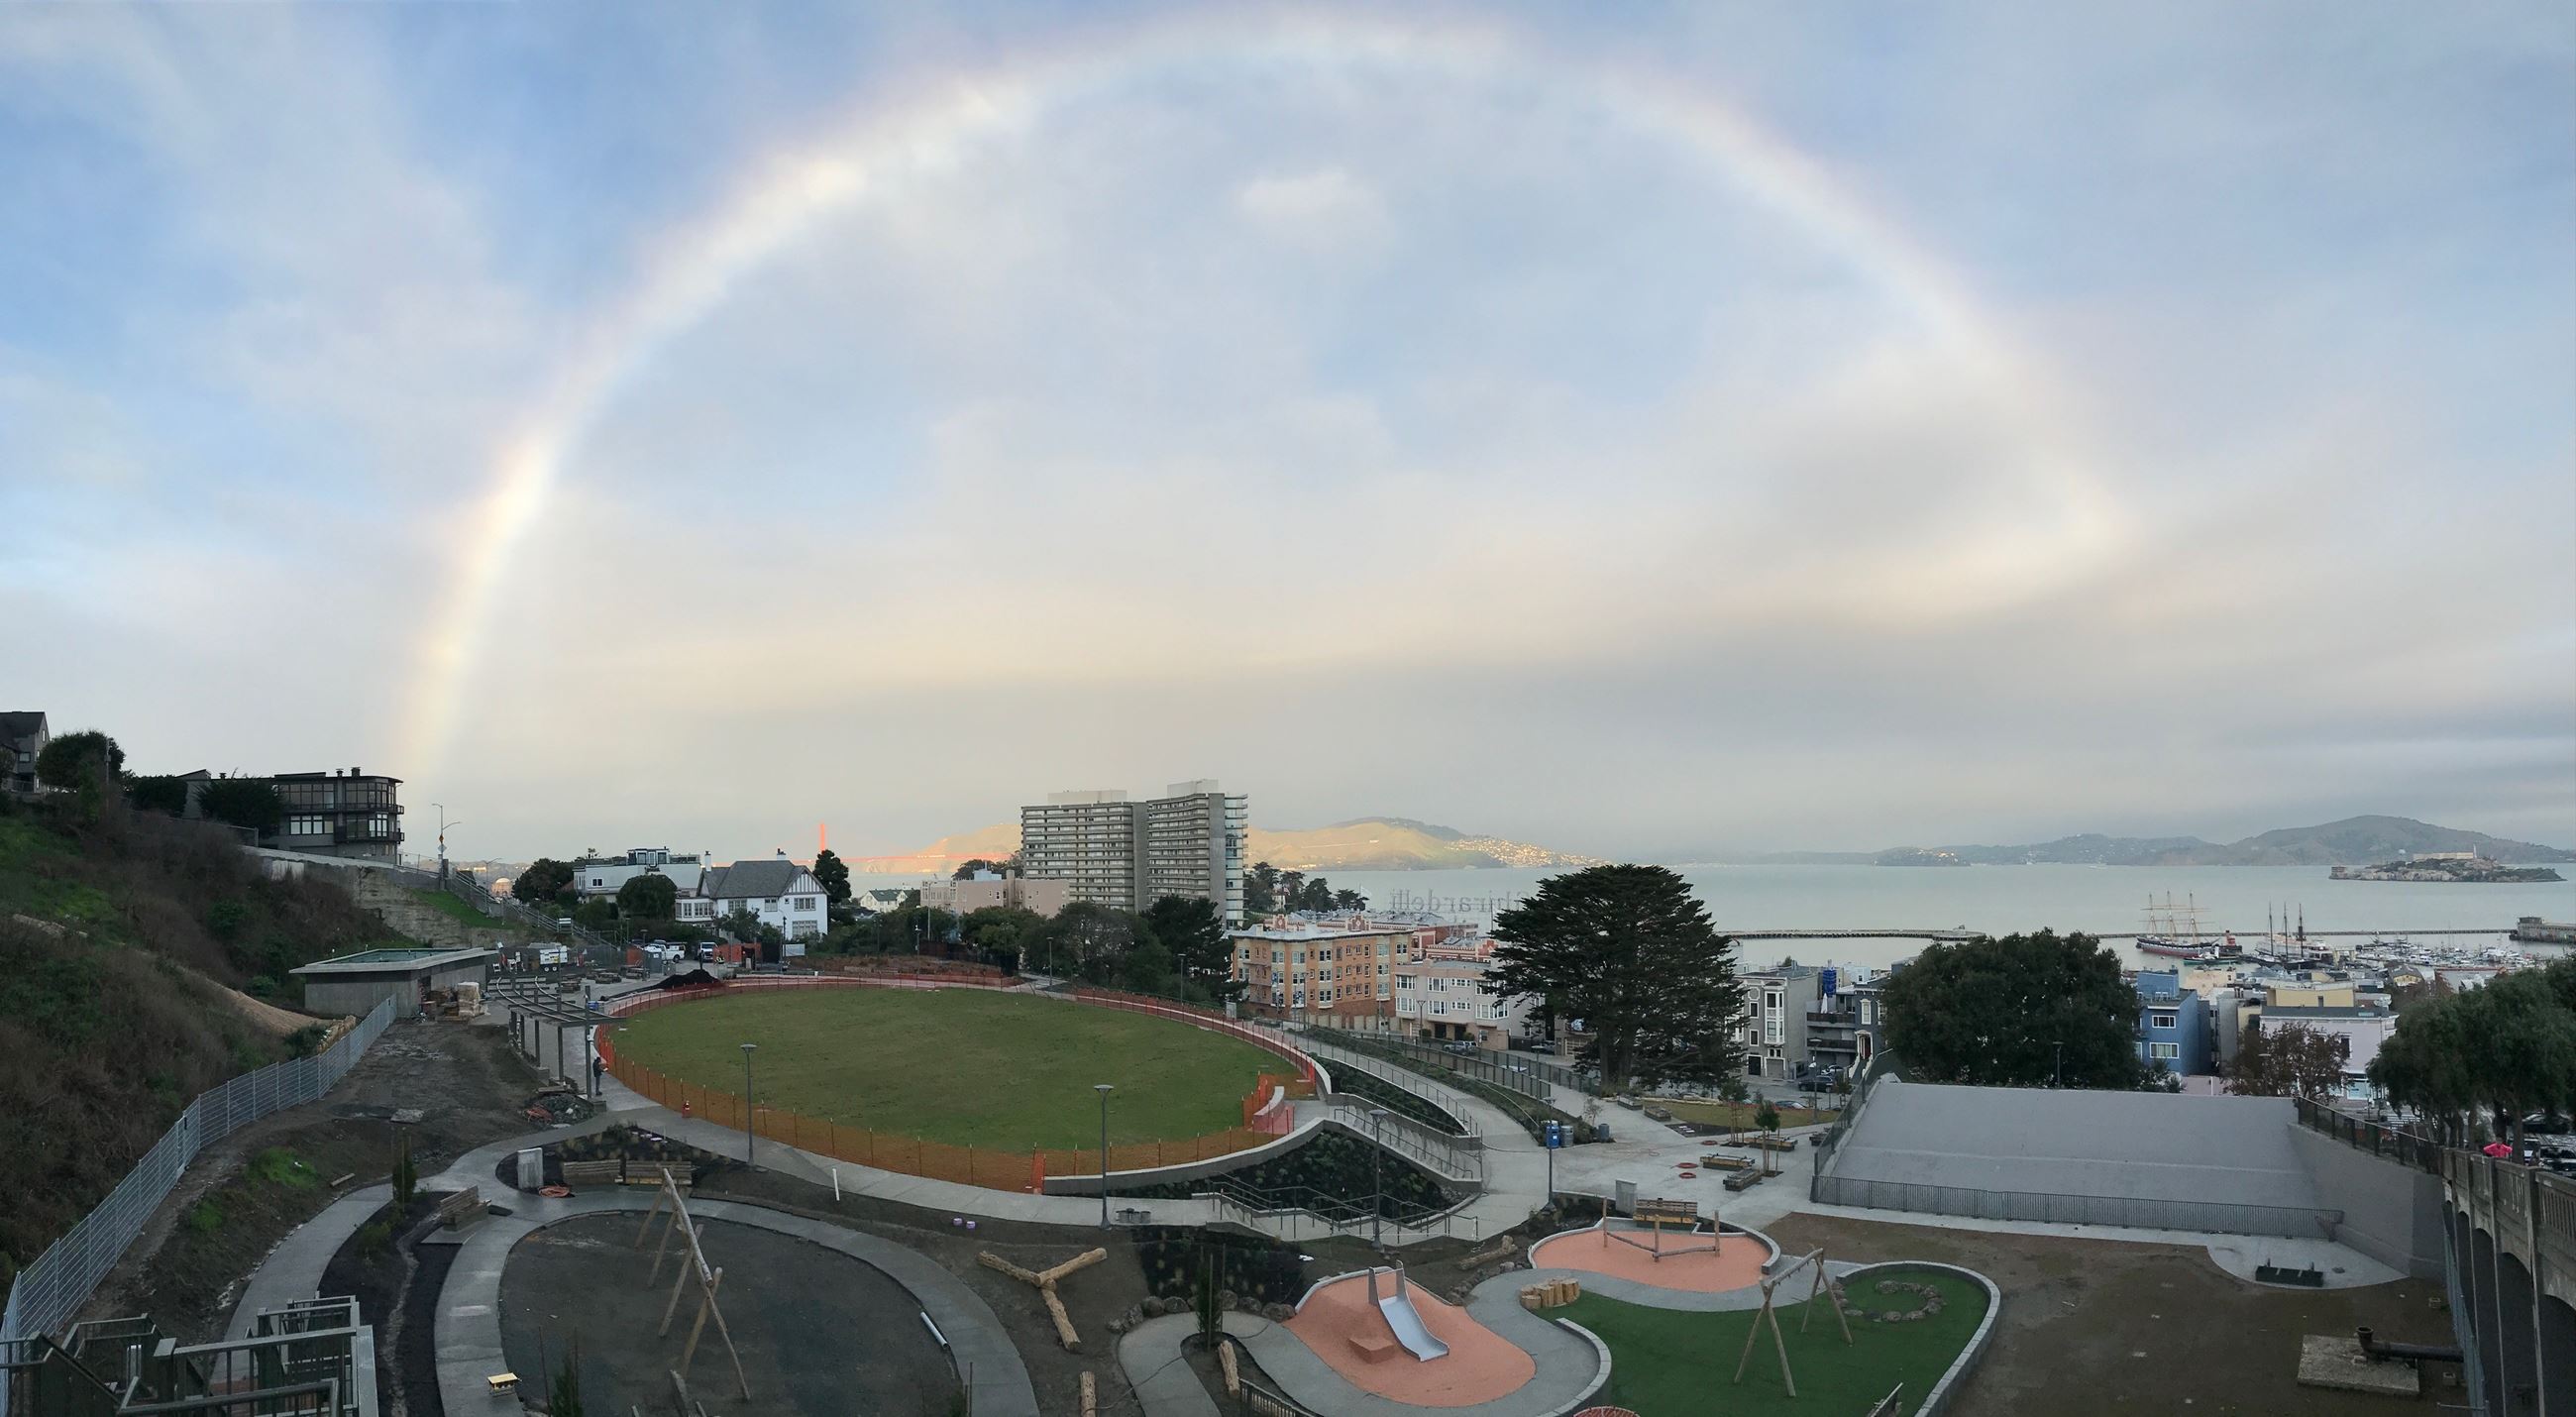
[1558,1263,1988,1416]
[609,988,1280,1149]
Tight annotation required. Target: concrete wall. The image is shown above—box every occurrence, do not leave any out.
[2287,1125,2444,1278]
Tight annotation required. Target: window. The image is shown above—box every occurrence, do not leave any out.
[2149,1041,2180,1060]
[1859,1000,1875,1025]
[2150,1011,2178,1030]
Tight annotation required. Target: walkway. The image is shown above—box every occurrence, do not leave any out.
[428,1193,1036,1417]
[222,1184,391,1338]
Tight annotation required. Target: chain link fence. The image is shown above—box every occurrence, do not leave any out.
[1809,1173,2342,1238]
[0,996,398,1389]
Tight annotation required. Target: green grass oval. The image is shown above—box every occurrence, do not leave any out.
[610,989,1281,1149]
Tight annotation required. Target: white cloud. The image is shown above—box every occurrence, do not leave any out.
[1233,166,1391,253]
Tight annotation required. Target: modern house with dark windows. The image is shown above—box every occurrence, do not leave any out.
[182,766,404,862]
[1,710,48,795]
[1801,967,1890,1079]
[2134,967,2212,1076]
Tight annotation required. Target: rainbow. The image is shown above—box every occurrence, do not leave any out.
[395,8,2118,778]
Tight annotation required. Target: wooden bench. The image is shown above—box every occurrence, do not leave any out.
[559,1159,623,1187]
[1723,1170,1764,1193]
[435,1188,486,1229]
[485,1373,518,1396]
[1699,1153,1756,1171]
[1635,1198,1699,1227]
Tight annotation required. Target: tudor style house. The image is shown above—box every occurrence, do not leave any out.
[695,853,829,953]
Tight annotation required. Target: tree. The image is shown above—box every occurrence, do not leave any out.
[1333,888,1367,912]
[2372,958,2576,1146]
[1880,930,2141,1089]
[1141,895,1232,1001]
[811,848,851,905]
[1033,902,1144,982]
[128,775,188,815]
[2228,1022,2351,1098]
[546,1339,587,1417]
[35,729,123,794]
[1486,864,1747,1090]
[1120,939,1179,995]
[513,857,575,904]
[959,906,1042,970]
[615,872,678,920]
[198,778,284,834]
[391,1134,418,1211]
[953,858,1002,880]
[1244,862,1280,916]
[1278,870,1306,913]
[1293,875,1340,913]
[1754,1100,1781,1174]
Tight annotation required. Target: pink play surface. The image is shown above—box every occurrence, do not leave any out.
[1528,1225,1770,1293]
[1282,1273,1535,1407]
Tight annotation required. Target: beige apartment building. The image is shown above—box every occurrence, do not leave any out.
[916,872,1072,917]
[1020,781,1246,919]
[1229,921,1405,1028]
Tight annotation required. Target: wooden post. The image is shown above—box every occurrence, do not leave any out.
[660,1228,695,1336]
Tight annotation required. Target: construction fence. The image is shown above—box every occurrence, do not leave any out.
[592,977,1325,1193]
[0,997,400,1375]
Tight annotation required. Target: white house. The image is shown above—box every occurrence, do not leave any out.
[574,847,709,899]
[697,854,828,954]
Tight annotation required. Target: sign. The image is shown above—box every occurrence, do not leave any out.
[1820,967,1839,997]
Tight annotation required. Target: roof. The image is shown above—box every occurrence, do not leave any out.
[0,711,46,741]
[2259,1004,2392,1022]
[290,945,496,977]
[700,859,810,901]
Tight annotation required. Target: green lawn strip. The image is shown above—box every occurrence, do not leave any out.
[610,989,1281,1150]
[1559,1264,1987,1416]
[408,888,493,927]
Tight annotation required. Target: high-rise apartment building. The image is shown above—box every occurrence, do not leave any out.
[1020,780,1246,920]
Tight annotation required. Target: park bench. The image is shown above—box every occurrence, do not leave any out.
[559,1159,622,1188]
[1723,1169,1765,1193]
[1634,1198,1699,1228]
[435,1188,486,1229]
[1699,1153,1755,1172]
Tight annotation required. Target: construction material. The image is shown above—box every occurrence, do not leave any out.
[435,1188,486,1230]
[561,1159,624,1188]
[632,1166,751,1399]
[1519,1278,1581,1311]
[1219,1340,1240,1394]
[977,1249,1108,1353]
[1080,1370,1098,1417]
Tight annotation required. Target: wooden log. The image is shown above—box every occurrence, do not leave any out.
[1080,1371,1097,1417]
[1035,1248,1109,1287]
[1043,1285,1082,1352]
[977,1253,1048,1287]
[1219,1340,1240,1395]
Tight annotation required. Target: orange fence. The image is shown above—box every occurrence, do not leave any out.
[592,976,1318,1192]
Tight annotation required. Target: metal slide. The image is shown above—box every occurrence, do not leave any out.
[1373,1268,1450,1362]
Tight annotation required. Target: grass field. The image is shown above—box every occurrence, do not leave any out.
[409,888,492,928]
[610,989,1281,1149]
[1559,1263,1987,1415]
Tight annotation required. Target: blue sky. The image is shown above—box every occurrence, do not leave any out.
[4,2,2570,861]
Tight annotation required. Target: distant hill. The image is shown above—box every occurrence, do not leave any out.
[1856,817,2573,867]
[854,817,1605,875]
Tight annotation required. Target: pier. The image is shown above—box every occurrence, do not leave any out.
[1721,926,2522,941]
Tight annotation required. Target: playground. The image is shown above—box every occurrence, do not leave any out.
[607,987,1280,1149]
[1560,1262,1991,1416]
[1528,1217,1772,1293]
[1282,1268,1536,1406]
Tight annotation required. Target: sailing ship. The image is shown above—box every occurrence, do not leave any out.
[2135,892,2239,961]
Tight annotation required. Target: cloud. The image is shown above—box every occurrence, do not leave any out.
[1233,166,1391,252]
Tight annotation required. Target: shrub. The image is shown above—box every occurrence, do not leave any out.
[186,1199,223,1235]
[357,1219,393,1258]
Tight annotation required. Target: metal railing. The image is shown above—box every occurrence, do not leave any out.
[1316,1101,1484,1185]
[2290,1096,2444,1173]
[1810,1174,2343,1239]
[0,997,399,1398]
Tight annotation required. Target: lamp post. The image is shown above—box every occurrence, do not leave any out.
[1095,1084,1115,1229]
[1369,1107,1391,1250]
[741,1042,759,1164]
[2054,1040,2064,1089]
[431,804,462,880]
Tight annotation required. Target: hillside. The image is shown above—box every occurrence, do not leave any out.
[1807,816,2572,867]
[854,816,1606,874]
[0,800,412,1271]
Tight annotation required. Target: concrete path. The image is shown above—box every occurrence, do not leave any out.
[431,1193,1035,1417]
[223,1184,392,1338]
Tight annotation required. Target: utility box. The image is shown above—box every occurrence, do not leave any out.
[1613,1178,1638,1216]
[516,1147,545,1193]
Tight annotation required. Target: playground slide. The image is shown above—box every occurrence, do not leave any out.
[1375,1286,1450,1362]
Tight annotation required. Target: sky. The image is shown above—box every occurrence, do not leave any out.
[3,1,2571,863]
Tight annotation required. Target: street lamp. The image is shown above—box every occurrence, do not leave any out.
[431,804,463,879]
[1095,1084,1116,1229]
[1369,1107,1391,1249]
[2054,1040,2064,1089]
[741,1043,759,1164]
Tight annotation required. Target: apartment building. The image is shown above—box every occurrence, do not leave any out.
[917,871,1072,917]
[2134,968,2213,1075]
[1229,920,1404,1028]
[2,711,47,795]
[1390,932,1536,1049]
[1020,781,1246,919]
[1799,968,1887,1078]
[1735,964,1824,1082]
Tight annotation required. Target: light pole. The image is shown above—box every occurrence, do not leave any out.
[1095,1084,1115,1229]
[2054,1040,2064,1089]
[741,1042,758,1164]
[431,804,463,879]
[1369,1107,1391,1250]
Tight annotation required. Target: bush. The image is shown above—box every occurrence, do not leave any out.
[129,776,188,816]
[185,1199,223,1235]
[284,1024,329,1058]
[356,1219,393,1258]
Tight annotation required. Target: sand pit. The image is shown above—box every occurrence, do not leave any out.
[1282,1273,1535,1407]
[1530,1224,1770,1293]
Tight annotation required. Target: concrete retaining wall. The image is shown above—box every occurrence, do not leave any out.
[2289,1125,2445,1279]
